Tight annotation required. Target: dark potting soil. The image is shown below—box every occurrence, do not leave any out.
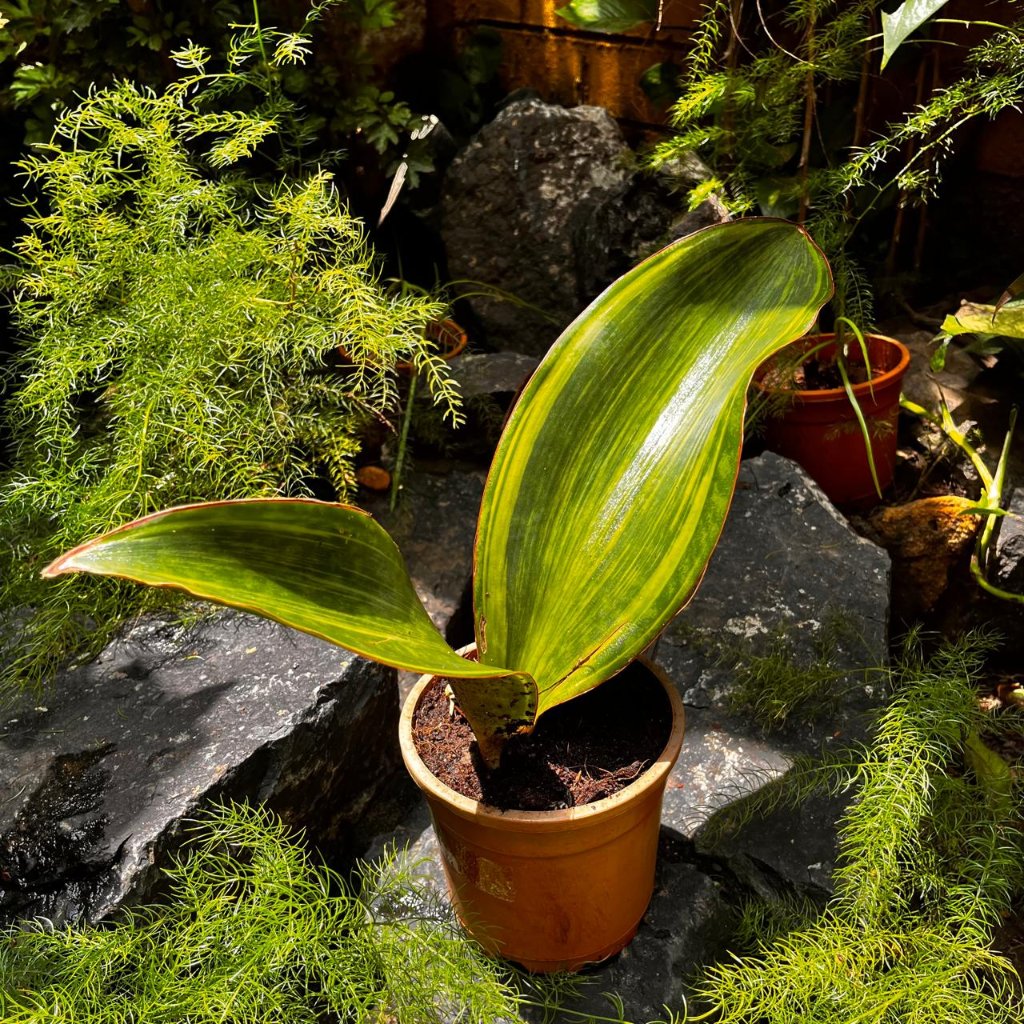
[412,661,672,811]
[791,358,876,390]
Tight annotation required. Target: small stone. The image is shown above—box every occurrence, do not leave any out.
[356,464,392,491]
[863,495,979,617]
[992,485,1024,592]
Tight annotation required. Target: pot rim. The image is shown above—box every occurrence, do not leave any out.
[399,650,686,832]
[754,331,911,401]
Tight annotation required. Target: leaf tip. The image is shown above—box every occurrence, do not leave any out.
[41,553,74,579]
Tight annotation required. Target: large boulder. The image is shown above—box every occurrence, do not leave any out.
[441,96,719,355]
[660,453,890,895]
[0,610,406,927]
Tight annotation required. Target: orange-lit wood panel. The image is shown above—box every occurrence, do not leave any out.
[447,0,700,43]
[432,0,705,125]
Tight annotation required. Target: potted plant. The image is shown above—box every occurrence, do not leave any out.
[753,330,911,509]
[42,219,831,971]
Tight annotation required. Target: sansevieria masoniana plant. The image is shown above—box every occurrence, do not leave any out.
[44,219,832,767]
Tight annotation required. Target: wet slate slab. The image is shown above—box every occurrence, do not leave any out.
[0,609,405,927]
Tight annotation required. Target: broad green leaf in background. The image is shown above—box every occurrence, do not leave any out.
[994,268,1024,317]
[942,301,1024,339]
[474,219,832,716]
[43,499,538,761]
[881,0,951,69]
[556,0,657,34]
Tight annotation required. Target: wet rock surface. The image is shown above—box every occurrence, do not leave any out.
[368,452,892,1019]
[0,610,405,927]
[659,453,890,893]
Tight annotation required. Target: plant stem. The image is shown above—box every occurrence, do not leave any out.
[390,370,418,512]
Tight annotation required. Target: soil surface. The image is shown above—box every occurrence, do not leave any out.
[758,354,881,391]
[793,357,874,390]
[413,662,672,811]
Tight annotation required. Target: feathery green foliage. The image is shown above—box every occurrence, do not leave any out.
[694,632,1024,1024]
[656,1,877,216]
[0,28,459,690]
[0,802,526,1023]
[725,610,879,730]
[655,3,1024,325]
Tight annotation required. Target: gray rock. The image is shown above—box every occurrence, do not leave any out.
[575,179,727,307]
[993,484,1024,592]
[361,467,485,695]
[0,610,406,927]
[443,98,703,356]
[900,328,981,414]
[363,468,483,634]
[449,351,539,398]
[659,452,890,895]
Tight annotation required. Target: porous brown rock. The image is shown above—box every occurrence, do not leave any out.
[864,495,979,617]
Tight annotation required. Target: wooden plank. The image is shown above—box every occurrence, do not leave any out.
[448,0,702,43]
[456,25,690,124]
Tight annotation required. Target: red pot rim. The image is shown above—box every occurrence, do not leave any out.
[755,332,911,402]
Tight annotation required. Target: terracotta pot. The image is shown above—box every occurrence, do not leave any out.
[399,655,685,973]
[754,332,911,510]
[396,318,467,373]
[338,319,468,369]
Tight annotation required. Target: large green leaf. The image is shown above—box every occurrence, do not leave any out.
[942,301,1024,339]
[43,499,537,761]
[556,0,657,34]
[473,219,832,716]
[881,1,950,69]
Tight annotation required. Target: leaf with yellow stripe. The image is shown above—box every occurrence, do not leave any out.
[473,219,832,715]
[43,499,537,763]
[43,219,830,765]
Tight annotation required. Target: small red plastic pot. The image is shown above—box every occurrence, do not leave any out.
[754,332,911,510]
